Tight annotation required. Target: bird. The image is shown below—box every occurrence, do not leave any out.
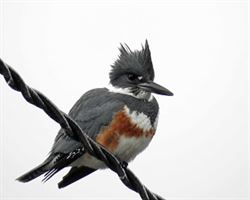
[16,40,173,189]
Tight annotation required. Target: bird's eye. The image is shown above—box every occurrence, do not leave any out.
[127,73,138,81]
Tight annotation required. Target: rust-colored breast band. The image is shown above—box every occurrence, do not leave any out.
[96,109,155,151]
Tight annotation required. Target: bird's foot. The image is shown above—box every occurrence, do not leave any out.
[121,161,128,168]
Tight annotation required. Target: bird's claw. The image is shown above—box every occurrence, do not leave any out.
[121,161,128,168]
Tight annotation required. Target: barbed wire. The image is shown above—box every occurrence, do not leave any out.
[0,58,165,200]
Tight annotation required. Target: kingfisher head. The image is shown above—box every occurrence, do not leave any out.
[109,40,173,99]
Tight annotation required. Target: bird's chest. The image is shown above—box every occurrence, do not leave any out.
[72,106,158,169]
[96,106,158,162]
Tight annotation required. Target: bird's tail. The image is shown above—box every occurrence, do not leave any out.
[16,157,52,183]
[17,148,85,183]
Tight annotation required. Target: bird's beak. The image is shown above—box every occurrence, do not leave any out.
[138,81,174,96]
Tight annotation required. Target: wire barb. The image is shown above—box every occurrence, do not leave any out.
[0,58,165,200]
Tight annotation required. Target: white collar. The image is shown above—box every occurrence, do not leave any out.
[106,84,154,102]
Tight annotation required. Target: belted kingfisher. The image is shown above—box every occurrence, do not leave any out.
[17,40,173,188]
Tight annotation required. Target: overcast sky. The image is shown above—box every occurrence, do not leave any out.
[0,1,248,200]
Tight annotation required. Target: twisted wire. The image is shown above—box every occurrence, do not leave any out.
[0,58,165,200]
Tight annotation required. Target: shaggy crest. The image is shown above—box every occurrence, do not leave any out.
[109,40,155,84]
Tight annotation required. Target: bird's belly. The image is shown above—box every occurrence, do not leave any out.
[113,134,152,162]
[71,134,153,169]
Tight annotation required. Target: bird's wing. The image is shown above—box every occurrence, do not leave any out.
[51,88,124,154]
[41,88,124,182]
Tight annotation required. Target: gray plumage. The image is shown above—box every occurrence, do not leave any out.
[17,88,159,184]
[110,40,154,89]
[17,40,173,188]
[52,88,159,153]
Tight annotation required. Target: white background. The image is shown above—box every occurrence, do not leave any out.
[0,1,249,200]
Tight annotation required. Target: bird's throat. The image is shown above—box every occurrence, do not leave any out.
[107,84,153,101]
